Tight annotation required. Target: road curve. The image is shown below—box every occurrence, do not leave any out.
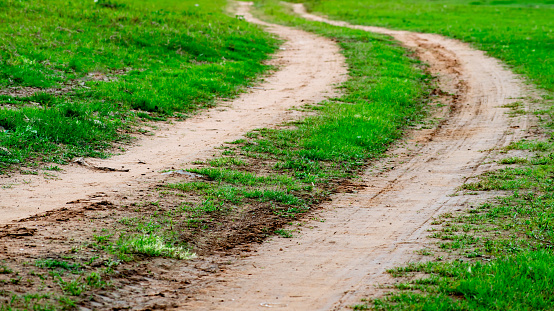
[183,3,534,310]
[0,3,347,224]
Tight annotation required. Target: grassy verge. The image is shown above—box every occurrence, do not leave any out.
[361,123,554,309]
[0,1,433,309]
[300,0,554,94]
[0,0,278,172]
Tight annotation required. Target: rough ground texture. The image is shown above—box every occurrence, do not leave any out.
[0,2,347,223]
[181,3,537,310]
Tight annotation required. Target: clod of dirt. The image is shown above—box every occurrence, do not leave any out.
[0,226,37,238]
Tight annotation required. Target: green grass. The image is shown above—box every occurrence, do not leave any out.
[0,293,75,311]
[373,251,554,310]
[0,0,278,172]
[0,258,113,310]
[300,0,554,93]
[35,259,81,272]
[88,222,195,261]
[115,234,196,260]
[275,229,294,238]
[186,167,299,187]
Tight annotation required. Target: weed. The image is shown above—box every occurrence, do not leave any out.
[85,272,108,289]
[116,234,196,260]
[0,265,13,274]
[57,277,86,296]
[499,157,528,164]
[415,248,434,256]
[209,157,247,167]
[35,259,80,272]
[275,229,294,238]
[93,233,113,244]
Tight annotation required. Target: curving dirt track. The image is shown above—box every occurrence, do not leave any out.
[0,3,347,224]
[183,3,535,310]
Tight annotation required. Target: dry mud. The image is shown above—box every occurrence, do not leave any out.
[182,3,536,310]
[0,3,347,223]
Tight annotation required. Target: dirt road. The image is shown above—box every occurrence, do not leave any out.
[0,3,347,223]
[183,3,534,310]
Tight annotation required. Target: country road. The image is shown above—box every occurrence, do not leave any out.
[182,3,534,310]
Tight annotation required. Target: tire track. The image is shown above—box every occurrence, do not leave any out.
[184,3,535,310]
[0,3,347,224]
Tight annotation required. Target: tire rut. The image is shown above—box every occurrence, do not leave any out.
[0,3,347,224]
[182,3,536,310]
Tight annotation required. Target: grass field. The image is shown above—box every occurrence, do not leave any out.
[301,0,554,94]
[292,0,554,309]
[0,0,278,171]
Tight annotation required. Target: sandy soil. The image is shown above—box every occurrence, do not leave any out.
[181,3,536,310]
[0,3,347,224]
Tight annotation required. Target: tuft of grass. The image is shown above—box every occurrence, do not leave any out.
[373,251,554,310]
[498,157,528,164]
[85,272,108,289]
[116,234,196,260]
[275,229,294,238]
[35,259,81,272]
[189,167,299,187]
[0,265,13,274]
[0,292,72,311]
[244,189,301,205]
[208,157,247,167]
[57,277,87,296]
